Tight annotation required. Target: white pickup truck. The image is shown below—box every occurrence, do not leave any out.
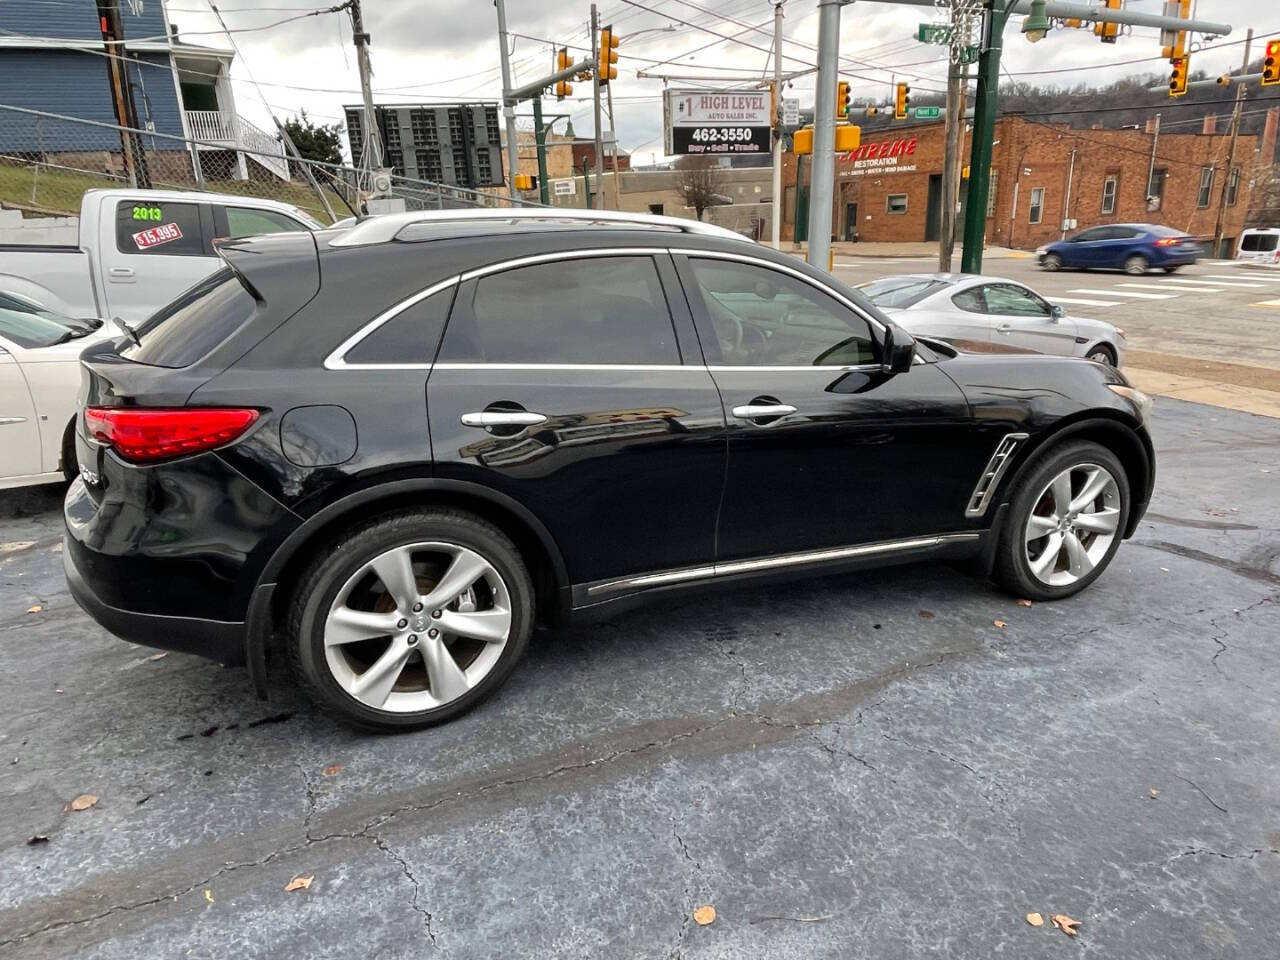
[0,189,325,324]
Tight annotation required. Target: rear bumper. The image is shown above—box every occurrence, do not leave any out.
[1150,246,1199,265]
[64,534,246,665]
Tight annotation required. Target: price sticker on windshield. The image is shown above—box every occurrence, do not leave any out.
[132,222,183,250]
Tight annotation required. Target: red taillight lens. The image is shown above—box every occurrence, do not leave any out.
[85,407,259,463]
[1155,237,1180,246]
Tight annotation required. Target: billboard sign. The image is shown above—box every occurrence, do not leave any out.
[664,89,772,155]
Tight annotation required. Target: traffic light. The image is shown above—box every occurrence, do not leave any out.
[793,126,813,155]
[865,105,880,118]
[1264,39,1280,86]
[1168,54,1189,97]
[834,124,860,153]
[894,82,910,120]
[836,81,850,120]
[555,47,573,100]
[598,25,619,84]
[513,174,537,191]
[1094,0,1119,43]
[1162,0,1192,59]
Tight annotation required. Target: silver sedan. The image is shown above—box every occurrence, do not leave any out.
[857,273,1126,367]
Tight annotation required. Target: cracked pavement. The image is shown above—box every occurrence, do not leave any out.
[1,398,1277,959]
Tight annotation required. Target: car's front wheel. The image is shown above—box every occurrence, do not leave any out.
[1124,254,1149,275]
[1041,253,1063,271]
[994,441,1130,601]
[288,509,534,731]
[1086,344,1116,366]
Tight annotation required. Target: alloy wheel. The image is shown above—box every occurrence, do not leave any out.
[1124,255,1148,275]
[323,541,512,712]
[1024,463,1121,587]
[1086,348,1114,366]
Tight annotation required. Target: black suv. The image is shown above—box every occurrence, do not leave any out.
[65,211,1155,730]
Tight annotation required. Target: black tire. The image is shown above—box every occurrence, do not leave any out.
[60,419,78,483]
[1041,253,1063,272]
[1123,253,1149,275]
[1162,266,1180,274]
[287,508,534,731]
[993,440,1130,601]
[1085,344,1116,366]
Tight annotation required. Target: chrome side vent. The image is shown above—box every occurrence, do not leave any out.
[965,432,1028,518]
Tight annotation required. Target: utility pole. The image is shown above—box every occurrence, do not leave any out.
[1213,28,1252,258]
[806,0,845,270]
[771,1,784,248]
[348,0,382,186]
[591,4,606,210]
[939,8,964,272]
[1145,112,1160,203]
[494,0,521,202]
[96,0,150,188]
[606,76,622,210]
[532,97,551,205]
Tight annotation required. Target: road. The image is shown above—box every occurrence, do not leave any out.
[830,255,1280,406]
[1,397,1277,959]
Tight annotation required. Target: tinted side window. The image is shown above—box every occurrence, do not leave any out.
[951,288,986,313]
[344,285,457,365]
[1072,228,1106,242]
[115,201,205,257]
[122,269,256,368]
[687,258,877,367]
[224,206,308,238]
[984,283,1050,318]
[438,256,679,364]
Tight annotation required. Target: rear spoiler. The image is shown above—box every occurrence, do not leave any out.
[214,231,320,305]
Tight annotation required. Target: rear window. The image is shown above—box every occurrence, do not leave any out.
[858,277,949,308]
[1241,233,1279,252]
[1145,224,1184,237]
[121,268,256,368]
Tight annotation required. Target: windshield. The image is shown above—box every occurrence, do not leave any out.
[857,277,950,309]
[0,305,87,349]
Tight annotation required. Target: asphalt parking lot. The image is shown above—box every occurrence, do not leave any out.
[1,395,1276,959]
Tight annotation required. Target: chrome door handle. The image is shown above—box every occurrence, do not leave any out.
[460,411,548,428]
[997,325,1014,335]
[107,267,135,282]
[731,403,797,420]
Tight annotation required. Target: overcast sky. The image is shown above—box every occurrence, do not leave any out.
[163,0,1275,165]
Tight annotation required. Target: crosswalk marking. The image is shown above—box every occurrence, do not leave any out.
[1069,288,1174,300]
[1201,274,1280,283]
[1159,278,1259,288]
[1050,296,1122,307]
[1118,282,1219,293]
[1251,297,1280,308]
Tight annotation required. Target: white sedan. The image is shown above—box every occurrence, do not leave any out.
[858,273,1126,367]
[1,297,110,489]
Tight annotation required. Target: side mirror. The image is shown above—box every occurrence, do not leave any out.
[1050,304,1066,321]
[882,325,916,374]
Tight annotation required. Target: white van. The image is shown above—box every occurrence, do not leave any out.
[1236,227,1280,264]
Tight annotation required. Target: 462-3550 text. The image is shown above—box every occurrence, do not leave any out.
[688,127,757,143]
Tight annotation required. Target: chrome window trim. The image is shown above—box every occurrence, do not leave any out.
[325,247,670,371]
[584,532,981,599]
[965,432,1029,518]
[434,363,691,372]
[667,246,889,335]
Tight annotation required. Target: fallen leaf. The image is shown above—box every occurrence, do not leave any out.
[1016,599,1032,607]
[918,610,935,620]
[26,835,49,846]
[1051,914,1080,937]
[1149,788,1159,799]
[323,764,343,777]
[693,905,716,926]
[993,619,1007,629]
[285,874,314,892]
[149,652,168,661]
[204,889,214,904]
[26,605,41,614]
[1026,912,1044,927]
[70,793,99,811]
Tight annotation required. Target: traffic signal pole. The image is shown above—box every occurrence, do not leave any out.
[771,1,783,248]
[1212,29,1252,258]
[532,97,550,205]
[494,0,522,202]
[806,0,845,271]
[959,0,1013,274]
[591,4,605,210]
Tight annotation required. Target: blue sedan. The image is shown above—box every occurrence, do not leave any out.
[1036,224,1200,275]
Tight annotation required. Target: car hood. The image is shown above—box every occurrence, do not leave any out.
[1063,313,1117,339]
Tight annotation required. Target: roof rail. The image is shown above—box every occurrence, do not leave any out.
[326,207,750,247]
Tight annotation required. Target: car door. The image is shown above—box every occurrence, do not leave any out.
[101,198,220,324]
[0,340,42,482]
[426,249,726,595]
[984,282,1079,356]
[673,250,983,562]
[1063,227,1108,267]
[933,285,996,350]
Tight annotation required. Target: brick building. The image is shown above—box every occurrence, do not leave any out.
[781,112,1276,252]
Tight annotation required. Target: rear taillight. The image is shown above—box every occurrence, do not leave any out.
[1155,237,1180,246]
[85,407,259,463]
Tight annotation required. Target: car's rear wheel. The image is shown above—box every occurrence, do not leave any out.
[1123,254,1149,275]
[994,441,1130,601]
[288,509,534,731]
[1041,253,1063,271]
[1086,344,1116,366]
[60,419,78,483]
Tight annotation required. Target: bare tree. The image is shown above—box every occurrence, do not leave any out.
[1246,162,1280,228]
[675,155,727,221]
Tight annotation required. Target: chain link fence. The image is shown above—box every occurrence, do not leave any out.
[0,103,535,235]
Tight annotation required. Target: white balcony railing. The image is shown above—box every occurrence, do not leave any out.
[183,110,291,181]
